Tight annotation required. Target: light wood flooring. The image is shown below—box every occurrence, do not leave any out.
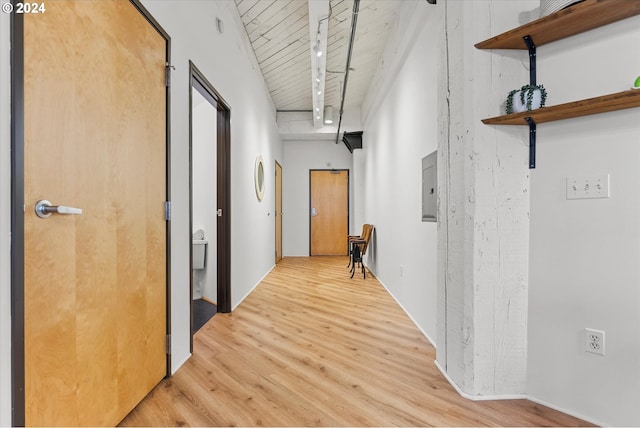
[120,256,590,427]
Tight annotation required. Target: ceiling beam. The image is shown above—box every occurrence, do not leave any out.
[308,0,330,129]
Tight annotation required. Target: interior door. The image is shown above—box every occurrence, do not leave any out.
[23,1,167,425]
[275,162,283,263]
[310,170,349,255]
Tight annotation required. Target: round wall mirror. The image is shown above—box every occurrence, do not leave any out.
[255,155,265,201]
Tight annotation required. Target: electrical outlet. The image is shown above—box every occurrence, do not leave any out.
[567,174,610,199]
[585,328,605,355]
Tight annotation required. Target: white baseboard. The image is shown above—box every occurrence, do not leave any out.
[434,360,527,401]
[171,353,191,376]
[373,272,437,349]
[232,264,275,311]
[435,361,605,426]
[526,395,606,427]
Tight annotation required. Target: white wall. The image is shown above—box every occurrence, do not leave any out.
[282,140,353,256]
[357,0,440,345]
[0,9,12,427]
[191,91,217,301]
[139,0,283,370]
[528,16,640,426]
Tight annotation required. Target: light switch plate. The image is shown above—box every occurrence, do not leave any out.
[567,174,610,200]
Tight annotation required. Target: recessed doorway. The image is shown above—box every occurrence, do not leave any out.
[189,62,231,347]
[309,169,349,256]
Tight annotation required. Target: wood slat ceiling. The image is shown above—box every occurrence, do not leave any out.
[234,0,400,112]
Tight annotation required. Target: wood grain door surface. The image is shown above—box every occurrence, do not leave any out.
[275,162,283,263]
[23,1,167,425]
[310,170,348,256]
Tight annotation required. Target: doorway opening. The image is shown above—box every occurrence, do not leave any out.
[189,62,231,347]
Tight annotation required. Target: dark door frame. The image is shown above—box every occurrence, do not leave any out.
[308,169,350,256]
[275,160,283,263]
[188,62,232,352]
[10,2,172,425]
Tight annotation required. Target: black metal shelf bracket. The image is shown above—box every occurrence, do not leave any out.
[523,35,537,85]
[525,116,537,169]
[524,35,537,168]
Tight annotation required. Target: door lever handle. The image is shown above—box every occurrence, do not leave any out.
[35,200,83,219]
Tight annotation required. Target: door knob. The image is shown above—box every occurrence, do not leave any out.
[35,200,83,219]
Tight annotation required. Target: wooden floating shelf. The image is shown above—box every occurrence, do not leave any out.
[475,0,640,168]
[475,0,640,50]
[482,90,640,125]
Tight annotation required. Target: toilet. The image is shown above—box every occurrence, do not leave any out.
[192,229,207,270]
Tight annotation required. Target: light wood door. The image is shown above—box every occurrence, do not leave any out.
[23,1,167,425]
[275,162,283,263]
[310,170,348,255]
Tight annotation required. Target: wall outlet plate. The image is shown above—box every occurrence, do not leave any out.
[567,174,610,200]
[585,328,605,355]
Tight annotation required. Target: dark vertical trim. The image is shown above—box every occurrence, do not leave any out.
[188,67,194,355]
[129,0,173,377]
[346,169,351,255]
[275,160,282,264]
[189,62,232,325]
[10,7,25,427]
[164,19,172,380]
[216,90,232,314]
[308,171,312,256]
[130,0,170,41]
[308,169,350,256]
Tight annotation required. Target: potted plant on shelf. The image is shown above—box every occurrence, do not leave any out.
[506,84,548,114]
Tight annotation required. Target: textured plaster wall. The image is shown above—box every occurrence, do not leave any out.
[436,0,536,397]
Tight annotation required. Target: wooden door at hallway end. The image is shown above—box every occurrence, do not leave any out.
[309,170,349,256]
[19,1,168,426]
